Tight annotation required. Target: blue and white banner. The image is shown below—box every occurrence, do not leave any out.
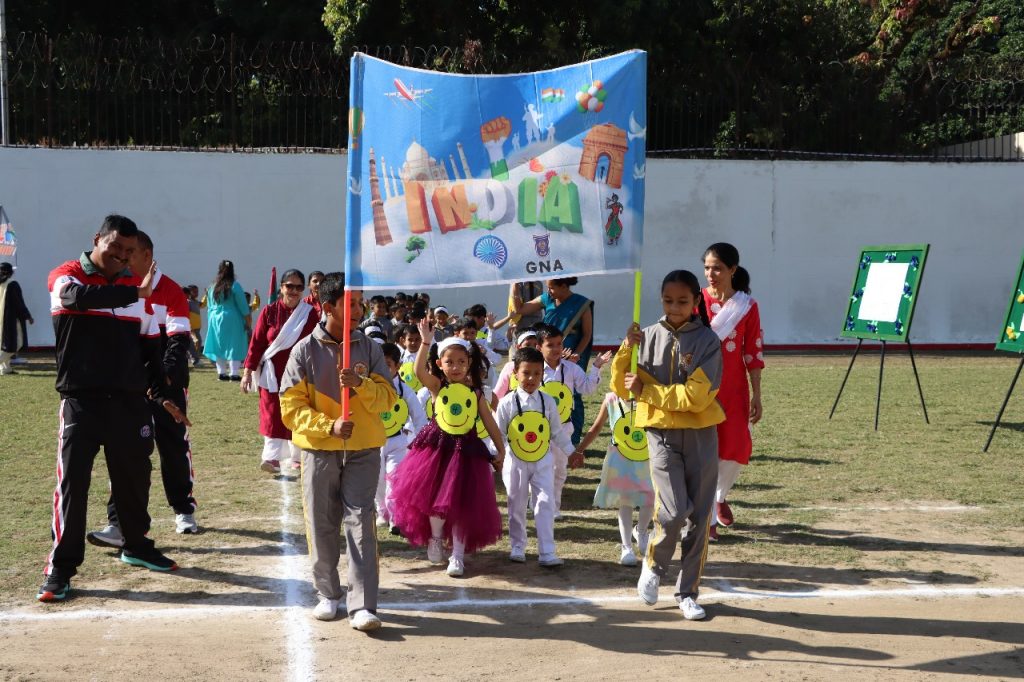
[344,50,647,289]
[0,206,16,259]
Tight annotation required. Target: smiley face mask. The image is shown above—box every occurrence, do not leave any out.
[540,365,572,424]
[399,361,423,392]
[380,382,410,439]
[612,399,649,462]
[433,383,478,436]
[507,392,551,462]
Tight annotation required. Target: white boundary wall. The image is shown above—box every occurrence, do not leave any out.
[1,147,1020,347]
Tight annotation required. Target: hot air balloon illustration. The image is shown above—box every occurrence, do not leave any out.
[349,107,364,149]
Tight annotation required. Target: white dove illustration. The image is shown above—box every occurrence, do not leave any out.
[628,111,647,141]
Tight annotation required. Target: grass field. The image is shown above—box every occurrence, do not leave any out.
[2,349,1022,606]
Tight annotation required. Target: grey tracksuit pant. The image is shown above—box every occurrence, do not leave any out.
[645,426,718,601]
[300,447,381,614]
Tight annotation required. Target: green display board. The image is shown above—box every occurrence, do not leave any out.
[841,244,929,343]
[996,249,1024,353]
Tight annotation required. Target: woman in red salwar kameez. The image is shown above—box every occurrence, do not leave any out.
[702,243,764,540]
[241,269,319,475]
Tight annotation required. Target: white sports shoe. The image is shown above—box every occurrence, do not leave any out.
[375,516,388,528]
[350,610,382,632]
[175,513,198,534]
[427,538,444,565]
[538,555,564,567]
[679,596,706,621]
[312,597,340,621]
[509,548,526,563]
[446,557,465,577]
[619,546,638,566]
[86,524,125,549]
[637,562,660,606]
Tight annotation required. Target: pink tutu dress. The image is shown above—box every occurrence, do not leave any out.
[389,387,502,554]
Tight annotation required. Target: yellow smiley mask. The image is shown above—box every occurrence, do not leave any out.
[434,383,478,436]
[613,409,649,462]
[380,394,410,439]
[508,410,550,462]
[540,380,572,423]
[399,362,423,392]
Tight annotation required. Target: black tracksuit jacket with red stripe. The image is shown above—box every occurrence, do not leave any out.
[48,253,166,399]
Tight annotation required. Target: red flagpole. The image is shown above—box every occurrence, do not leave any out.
[341,290,352,419]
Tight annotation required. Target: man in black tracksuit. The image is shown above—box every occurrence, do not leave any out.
[38,215,188,603]
[88,230,199,547]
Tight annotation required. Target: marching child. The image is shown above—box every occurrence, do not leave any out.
[431,306,454,342]
[279,272,397,630]
[396,323,423,365]
[575,392,655,566]
[495,346,573,566]
[389,317,505,578]
[493,328,539,401]
[535,323,612,516]
[611,269,725,621]
[376,342,428,534]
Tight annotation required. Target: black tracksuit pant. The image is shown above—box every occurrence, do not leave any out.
[45,393,156,579]
[107,386,195,527]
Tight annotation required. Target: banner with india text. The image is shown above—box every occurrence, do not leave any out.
[344,50,647,289]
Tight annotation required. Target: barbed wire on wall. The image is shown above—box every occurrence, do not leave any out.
[4,31,1024,159]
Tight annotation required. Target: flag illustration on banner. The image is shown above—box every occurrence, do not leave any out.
[0,206,16,258]
[344,50,647,289]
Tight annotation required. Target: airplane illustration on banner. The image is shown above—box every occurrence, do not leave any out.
[385,79,434,107]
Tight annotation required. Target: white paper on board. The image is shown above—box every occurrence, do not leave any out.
[857,262,910,323]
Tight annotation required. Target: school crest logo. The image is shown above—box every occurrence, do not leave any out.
[354,362,369,378]
[533,233,550,258]
[140,425,152,439]
[681,353,694,370]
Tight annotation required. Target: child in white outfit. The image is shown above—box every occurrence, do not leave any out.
[536,323,612,516]
[495,347,573,566]
[377,343,428,533]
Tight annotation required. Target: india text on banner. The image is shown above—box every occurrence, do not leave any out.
[344,51,647,290]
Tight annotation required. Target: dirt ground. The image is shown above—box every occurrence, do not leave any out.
[3,503,1023,681]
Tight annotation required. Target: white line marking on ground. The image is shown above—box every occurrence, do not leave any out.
[279,477,314,682]
[780,505,981,513]
[4,585,1023,623]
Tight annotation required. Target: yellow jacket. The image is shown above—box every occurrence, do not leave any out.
[610,317,725,430]
[279,325,396,451]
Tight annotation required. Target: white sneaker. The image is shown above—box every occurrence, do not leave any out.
[312,597,340,621]
[509,548,526,563]
[552,511,563,521]
[375,516,388,528]
[86,524,125,549]
[538,555,564,567]
[175,513,198,534]
[679,596,706,621]
[632,525,651,557]
[446,557,465,577]
[619,546,638,566]
[350,609,382,631]
[427,538,444,565]
[637,562,660,606]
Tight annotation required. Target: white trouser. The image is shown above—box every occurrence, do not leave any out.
[502,453,556,560]
[551,422,573,512]
[376,435,408,522]
[262,436,299,464]
[0,351,12,374]
[710,459,745,524]
[215,359,243,376]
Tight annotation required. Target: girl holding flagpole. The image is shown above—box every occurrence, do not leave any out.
[241,269,319,474]
[701,243,765,540]
[389,317,505,578]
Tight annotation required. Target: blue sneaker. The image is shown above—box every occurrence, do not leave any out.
[120,550,178,572]
[37,577,71,602]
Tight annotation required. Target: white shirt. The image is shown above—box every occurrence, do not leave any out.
[400,348,417,365]
[543,358,601,395]
[495,387,573,460]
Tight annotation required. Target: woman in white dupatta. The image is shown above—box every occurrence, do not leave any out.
[241,269,319,475]
[701,243,765,540]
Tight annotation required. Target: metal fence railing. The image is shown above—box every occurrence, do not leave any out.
[3,31,1024,159]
